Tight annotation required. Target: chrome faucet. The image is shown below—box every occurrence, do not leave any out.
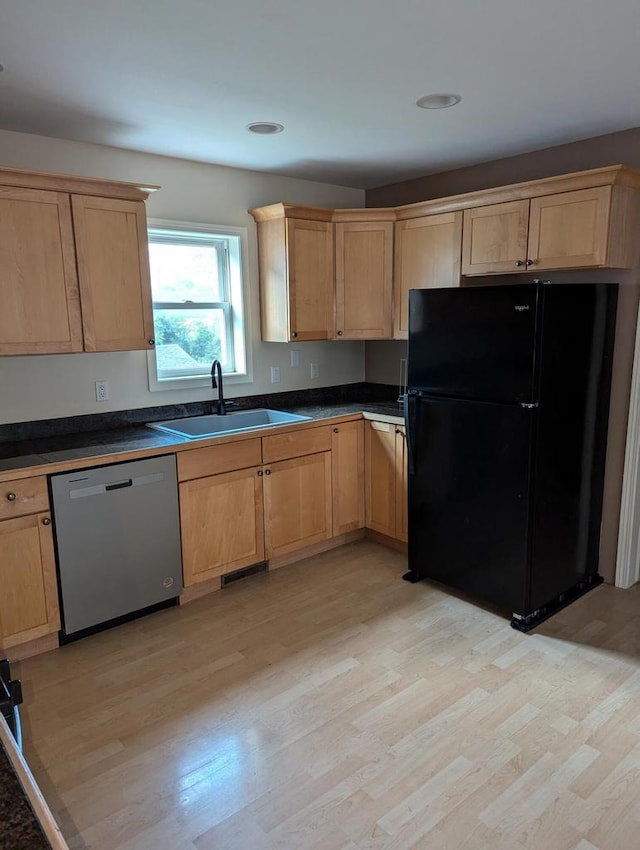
[211,359,227,415]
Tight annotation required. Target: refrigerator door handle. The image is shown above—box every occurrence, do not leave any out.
[404,393,418,476]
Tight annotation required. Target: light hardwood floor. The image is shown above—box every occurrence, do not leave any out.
[15,541,640,850]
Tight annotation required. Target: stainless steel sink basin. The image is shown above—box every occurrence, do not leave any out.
[146,408,312,439]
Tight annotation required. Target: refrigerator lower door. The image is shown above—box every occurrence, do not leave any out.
[407,395,533,614]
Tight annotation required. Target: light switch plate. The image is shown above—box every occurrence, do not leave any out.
[310,363,320,379]
[270,366,281,383]
[290,349,300,368]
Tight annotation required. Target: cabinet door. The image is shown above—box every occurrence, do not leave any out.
[395,426,408,543]
[527,186,612,270]
[264,452,332,558]
[461,200,530,275]
[286,218,333,341]
[335,221,393,339]
[180,466,265,585]
[0,513,60,649]
[394,212,463,339]
[0,187,83,355]
[72,195,155,351]
[365,420,397,537]
[332,421,364,536]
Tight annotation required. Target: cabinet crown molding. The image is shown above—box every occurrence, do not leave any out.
[251,165,640,222]
[0,166,159,201]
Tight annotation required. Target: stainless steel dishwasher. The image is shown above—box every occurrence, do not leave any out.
[50,454,183,638]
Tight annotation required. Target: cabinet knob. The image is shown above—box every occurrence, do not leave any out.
[148,339,155,346]
[525,259,534,267]
[291,332,298,339]
[333,427,339,433]
[337,330,343,336]
[515,260,525,268]
[264,469,271,476]
[42,517,51,526]
[6,492,16,501]
[257,470,264,477]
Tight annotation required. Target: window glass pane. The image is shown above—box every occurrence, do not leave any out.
[149,242,223,302]
[153,308,227,374]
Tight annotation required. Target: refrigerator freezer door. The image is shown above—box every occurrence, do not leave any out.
[407,284,539,402]
[407,395,533,614]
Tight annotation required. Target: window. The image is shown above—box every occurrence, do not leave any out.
[147,221,248,390]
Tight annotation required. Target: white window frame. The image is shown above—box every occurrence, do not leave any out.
[146,218,252,392]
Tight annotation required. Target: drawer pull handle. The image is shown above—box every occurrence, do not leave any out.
[6,492,16,502]
[42,517,51,526]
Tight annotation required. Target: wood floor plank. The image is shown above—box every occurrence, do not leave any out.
[13,541,640,849]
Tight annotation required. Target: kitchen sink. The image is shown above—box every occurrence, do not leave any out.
[146,408,312,439]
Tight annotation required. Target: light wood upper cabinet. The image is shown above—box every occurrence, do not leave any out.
[334,219,394,339]
[461,200,530,275]
[72,195,155,351]
[332,420,365,536]
[0,187,83,355]
[527,185,638,270]
[394,211,463,338]
[250,205,334,342]
[0,168,157,355]
[462,183,640,276]
[0,475,60,651]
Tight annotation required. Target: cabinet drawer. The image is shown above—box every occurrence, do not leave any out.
[0,476,49,520]
[262,426,332,463]
[177,438,262,481]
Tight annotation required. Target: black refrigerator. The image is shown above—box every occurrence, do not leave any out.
[404,281,618,631]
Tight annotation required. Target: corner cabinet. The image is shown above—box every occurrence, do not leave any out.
[0,477,60,653]
[364,420,408,543]
[461,183,640,276]
[249,204,334,341]
[0,168,158,355]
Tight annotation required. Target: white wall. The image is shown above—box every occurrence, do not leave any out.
[0,130,365,424]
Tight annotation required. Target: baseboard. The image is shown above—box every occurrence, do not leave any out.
[5,632,59,662]
[179,576,222,605]
[268,529,366,571]
[365,528,408,554]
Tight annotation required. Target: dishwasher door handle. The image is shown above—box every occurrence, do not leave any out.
[105,479,133,491]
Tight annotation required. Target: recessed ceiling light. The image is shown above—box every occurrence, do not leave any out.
[416,93,462,110]
[246,122,284,135]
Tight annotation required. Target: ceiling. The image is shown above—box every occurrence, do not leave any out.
[1,0,640,190]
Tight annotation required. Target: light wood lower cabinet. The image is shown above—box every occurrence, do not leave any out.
[331,420,365,535]
[179,425,345,585]
[365,420,408,542]
[0,493,60,651]
[264,451,333,558]
[179,466,265,584]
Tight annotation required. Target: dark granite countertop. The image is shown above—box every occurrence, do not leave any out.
[0,385,405,475]
[0,743,50,849]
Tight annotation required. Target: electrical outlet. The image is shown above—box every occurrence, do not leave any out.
[95,380,109,402]
[310,363,320,379]
[270,366,281,384]
[290,349,300,368]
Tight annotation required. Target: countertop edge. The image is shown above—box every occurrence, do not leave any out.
[0,714,69,850]
[0,405,405,482]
